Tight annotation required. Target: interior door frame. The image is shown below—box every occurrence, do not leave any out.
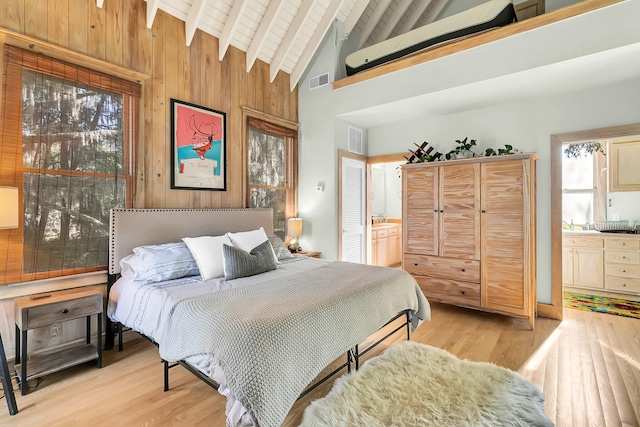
[546,123,640,320]
[365,153,406,264]
[338,151,406,263]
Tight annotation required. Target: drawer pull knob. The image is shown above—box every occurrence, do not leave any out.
[481,210,486,213]
[622,270,626,273]
[461,291,465,295]
[461,268,466,272]
[62,308,69,314]
[622,284,627,287]
[414,263,418,266]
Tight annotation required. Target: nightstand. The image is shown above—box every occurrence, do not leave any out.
[294,250,321,258]
[14,288,103,395]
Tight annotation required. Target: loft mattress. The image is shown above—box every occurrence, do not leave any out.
[345,0,517,76]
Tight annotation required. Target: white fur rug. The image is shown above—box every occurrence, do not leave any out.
[300,341,553,427]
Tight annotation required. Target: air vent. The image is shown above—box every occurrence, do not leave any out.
[309,72,330,90]
[348,125,363,155]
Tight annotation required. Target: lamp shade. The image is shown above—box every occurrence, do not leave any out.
[0,187,19,229]
[288,217,303,237]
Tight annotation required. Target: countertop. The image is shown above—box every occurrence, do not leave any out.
[562,229,640,239]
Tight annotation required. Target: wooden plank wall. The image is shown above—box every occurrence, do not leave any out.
[0,0,298,210]
[0,0,297,358]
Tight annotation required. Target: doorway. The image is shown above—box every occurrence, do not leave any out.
[367,153,406,267]
[549,123,640,320]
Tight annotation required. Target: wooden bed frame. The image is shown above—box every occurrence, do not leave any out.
[106,208,412,399]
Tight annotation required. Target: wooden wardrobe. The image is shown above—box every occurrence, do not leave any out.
[402,153,537,329]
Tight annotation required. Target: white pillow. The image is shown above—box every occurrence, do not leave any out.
[226,227,278,264]
[182,235,232,280]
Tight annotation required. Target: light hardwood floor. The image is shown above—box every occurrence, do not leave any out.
[1,303,638,426]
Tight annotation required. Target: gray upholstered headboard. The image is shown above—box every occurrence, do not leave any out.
[109,208,274,275]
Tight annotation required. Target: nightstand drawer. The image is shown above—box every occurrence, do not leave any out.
[24,295,101,329]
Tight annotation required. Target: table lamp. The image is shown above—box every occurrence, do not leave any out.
[288,217,303,252]
[0,187,19,229]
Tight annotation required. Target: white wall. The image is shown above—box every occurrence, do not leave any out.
[298,1,640,303]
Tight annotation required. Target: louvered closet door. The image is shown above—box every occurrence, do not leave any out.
[439,163,480,260]
[404,166,438,255]
[481,159,528,316]
[341,157,366,263]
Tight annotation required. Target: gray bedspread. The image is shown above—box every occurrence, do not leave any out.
[158,261,430,427]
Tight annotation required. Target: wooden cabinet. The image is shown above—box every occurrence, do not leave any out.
[14,288,102,395]
[371,224,402,267]
[562,235,604,289]
[563,233,640,297]
[604,237,640,295]
[608,136,640,192]
[403,154,537,328]
[389,226,402,265]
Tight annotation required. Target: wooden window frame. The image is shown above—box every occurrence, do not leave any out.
[0,45,139,285]
[242,107,298,236]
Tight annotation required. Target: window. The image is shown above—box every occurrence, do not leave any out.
[0,46,140,285]
[562,142,606,226]
[246,116,297,239]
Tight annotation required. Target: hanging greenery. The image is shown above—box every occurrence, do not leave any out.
[564,141,605,159]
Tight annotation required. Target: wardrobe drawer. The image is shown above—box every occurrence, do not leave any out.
[413,276,480,308]
[605,250,640,264]
[605,276,640,294]
[605,263,640,279]
[404,254,480,282]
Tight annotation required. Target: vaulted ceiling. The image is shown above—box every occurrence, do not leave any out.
[97,0,453,91]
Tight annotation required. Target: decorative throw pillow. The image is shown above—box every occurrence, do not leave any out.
[183,235,233,280]
[222,240,278,280]
[227,227,278,264]
[120,242,200,283]
[267,234,294,261]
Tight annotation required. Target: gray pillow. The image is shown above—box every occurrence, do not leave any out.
[267,234,294,261]
[222,240,278,280]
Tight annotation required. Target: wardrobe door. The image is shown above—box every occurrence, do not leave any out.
[439,163,480,260]
[404,166,439,255]
[480,159,530,318]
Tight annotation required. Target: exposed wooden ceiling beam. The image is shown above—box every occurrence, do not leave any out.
[219,0,248,61]
[96,0,104,8]
[290,0,346,91]
[186,0,208,46]
[395,0,433,35]
[246,0,286,73]
[371,1,412,43]
[357,0,392,48]
[146,0,161,29]
[423,0,452,25]
[343,0,371,38]
[269,0,314,83]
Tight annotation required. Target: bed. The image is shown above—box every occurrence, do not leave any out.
[345,0,517,76]
[106,208,430,427]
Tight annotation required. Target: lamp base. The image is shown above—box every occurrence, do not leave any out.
[288,237,300,252]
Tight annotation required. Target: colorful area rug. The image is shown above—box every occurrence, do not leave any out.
[564,292,640,319]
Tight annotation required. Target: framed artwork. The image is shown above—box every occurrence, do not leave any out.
[170,99,226,190]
